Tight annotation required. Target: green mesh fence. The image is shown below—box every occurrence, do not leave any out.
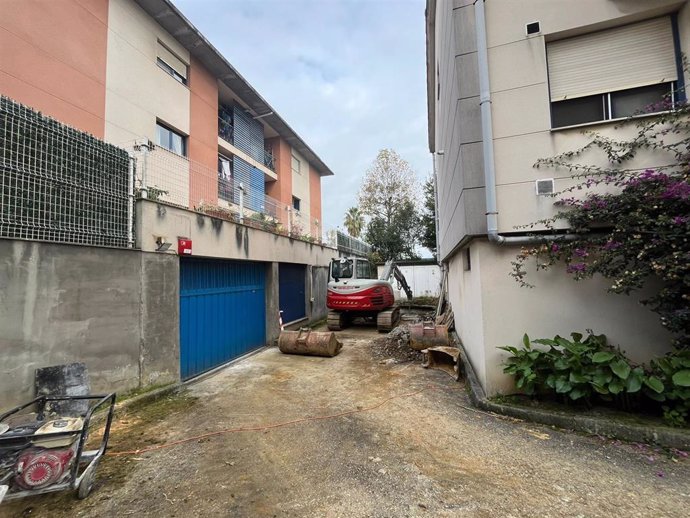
[0,96,132,247]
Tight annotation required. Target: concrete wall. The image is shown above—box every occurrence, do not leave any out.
[137,199,334,266]
[448,240,672,396]
[104,0,190,146]
[0,0,109,137]
[0,240,179,412]
[433,0,487,261]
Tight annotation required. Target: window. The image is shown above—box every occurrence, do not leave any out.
[156,122,186,156]
[547,17,681,128]
[292,196,301,211]
[291,154,301,175]
[356,259,375,280]
[157,41,187,85]
[331,259,353,279]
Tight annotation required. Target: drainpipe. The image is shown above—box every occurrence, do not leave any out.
[238,182,245,224]
[474,0,578,246]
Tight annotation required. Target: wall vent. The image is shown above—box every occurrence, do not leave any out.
[535,178,555,196]
[526,21,541,35]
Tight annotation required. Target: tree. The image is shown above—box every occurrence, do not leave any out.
[343,206,364,238]
[358,149,421,260]
[420,175,437,258]
[366,199,420,261]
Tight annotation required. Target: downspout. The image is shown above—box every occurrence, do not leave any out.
[474,0,578,245]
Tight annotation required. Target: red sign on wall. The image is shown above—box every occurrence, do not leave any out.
[178,238,192,255]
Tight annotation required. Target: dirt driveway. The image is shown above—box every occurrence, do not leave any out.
[3,326,689,517]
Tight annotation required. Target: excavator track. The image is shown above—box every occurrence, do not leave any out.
[376,306,400,333]
[327,310,348,331]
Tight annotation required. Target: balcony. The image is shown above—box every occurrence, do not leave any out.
[218,114,234,143]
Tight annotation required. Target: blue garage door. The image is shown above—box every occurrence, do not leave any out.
[279,263,306,324]
[180,258,266,380]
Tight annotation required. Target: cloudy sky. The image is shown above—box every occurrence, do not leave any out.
[173,0,431,235]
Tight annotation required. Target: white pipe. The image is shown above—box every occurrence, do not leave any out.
[474,0,578,246]
[140,141,149,199]
[238,182,245,223]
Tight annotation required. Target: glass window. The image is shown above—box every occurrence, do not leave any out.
[156,57,186,85]
[292,196,301,211]
[331,259,353,279]
[356,259,374,279]
[611,83,673,118]
[156,123,186,156]
[551,94,605,128]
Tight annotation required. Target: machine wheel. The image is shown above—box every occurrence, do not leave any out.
[77,459,99,500]
[327,311,347,331]
[377,307,400,332]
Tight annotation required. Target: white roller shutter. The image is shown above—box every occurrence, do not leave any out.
[547,17,677,101]
[157,41,188,80]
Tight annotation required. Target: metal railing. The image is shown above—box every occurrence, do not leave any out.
[218,116,234,143]
[130,144,322,242]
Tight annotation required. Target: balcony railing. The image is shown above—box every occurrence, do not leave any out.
[218,116,234,143]
[263,149,275,171]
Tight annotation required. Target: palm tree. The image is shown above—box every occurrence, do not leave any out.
[343,207,364,238]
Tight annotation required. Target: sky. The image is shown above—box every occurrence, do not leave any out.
[173,0,431,236]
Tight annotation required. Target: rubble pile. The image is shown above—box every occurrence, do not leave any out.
[370,324,424,363]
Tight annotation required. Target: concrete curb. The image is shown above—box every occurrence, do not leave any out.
[454,332,690,450]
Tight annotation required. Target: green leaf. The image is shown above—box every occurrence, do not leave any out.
[571,332,583,343]
[610,360,631,380]
[522,334,531,348]
[626,374,642,393]
[671,370,690,387]
[609,379,624,395]
[592,383,609,395]
[555,379,572,394]
[528,351,541,360]
[569,371,588,384]
[592,352,615,363]
[554,358,570,371]
[569,387,586,400]
[644,376,664,394]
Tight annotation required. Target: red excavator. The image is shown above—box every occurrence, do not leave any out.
[326,258,413,332]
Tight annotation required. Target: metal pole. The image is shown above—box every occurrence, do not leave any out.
[127,156,135,248]
[141,141,149,199]
[238,182,245,223]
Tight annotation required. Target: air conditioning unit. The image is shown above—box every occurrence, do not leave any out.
[535,178,554,196]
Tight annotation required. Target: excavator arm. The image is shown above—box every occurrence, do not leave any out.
[380,261,413,300]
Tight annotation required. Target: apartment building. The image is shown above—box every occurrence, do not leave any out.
[0,0,335,405]
[426,0,689,395]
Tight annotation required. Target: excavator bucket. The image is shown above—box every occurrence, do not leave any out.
[422,346,462,381]
[278,328,342,357]
[409,322,449,351]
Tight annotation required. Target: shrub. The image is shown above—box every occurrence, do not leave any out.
[500,332,690,426]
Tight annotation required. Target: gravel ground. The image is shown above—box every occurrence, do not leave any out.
[2,325,688,517]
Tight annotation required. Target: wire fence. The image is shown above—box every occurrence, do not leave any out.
[0,96,132,247]
[129,143,322,241]
[334,230,372,257]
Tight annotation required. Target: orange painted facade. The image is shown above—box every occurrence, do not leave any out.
[0,0,109,137]
[266,137,294,228]
[188,56,219,207]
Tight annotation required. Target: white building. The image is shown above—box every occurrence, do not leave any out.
[426,0,687,395]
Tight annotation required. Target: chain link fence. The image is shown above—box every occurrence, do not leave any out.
[0,97,133,247]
